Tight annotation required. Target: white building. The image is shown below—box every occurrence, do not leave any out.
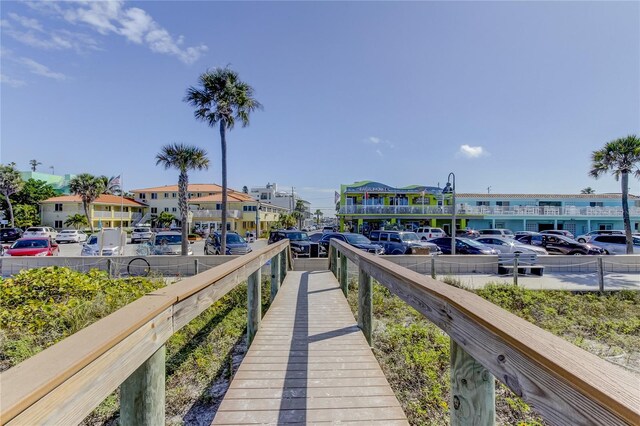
[250,183,312,227]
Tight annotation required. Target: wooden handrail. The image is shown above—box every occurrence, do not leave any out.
[330,240,640,425]
[0,240,289,425]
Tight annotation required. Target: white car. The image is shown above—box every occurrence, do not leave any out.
[575,230,624,243]
[415,227,446,240]
[55,229,88,243]
[131,227,153,243]
[143,231,192,255]
[23,226,58,239]
[475,236,548,255]
[81,229,126,256]
[322,226,336,234]
[588,235,640,254]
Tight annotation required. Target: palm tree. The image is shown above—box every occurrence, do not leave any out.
[580,187,595,194]
[0,163,24,227]
[589,135,640,254]
[294,199,307,229]
[184,66,262,255]
[156,211,176,228]
[64,213,88,230]
[314,209,323,225]
[29,159,42,172]
[156,143,210,255]
[98,175,121,195]
[70,173,105,233]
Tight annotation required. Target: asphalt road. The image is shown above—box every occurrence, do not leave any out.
[55,238,268,257]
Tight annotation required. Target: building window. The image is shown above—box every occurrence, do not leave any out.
[123,207,129,212]
[598,223,613,230]
[151,193,158,199]
[164,207,169,212]
[260,194,268,200]
[164,193,169,198]
[139,193,146,200]
[105,206,111,211]
[172,207,177,212]
[151,207,158,214]
[197,193,201,197]
[172,193,177,198]
[476,201,490,206]
[539,201,561,207]
[590,202,604,207]
[496,201,510,207]
[216,203,221,210]
[54,203,63,211]
[54,220,63,228]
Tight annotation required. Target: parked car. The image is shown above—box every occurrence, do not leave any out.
[143,231,193,255]
[205,232,250,255]
[322,226,336,234]
[540,229,575,239]
[429,237,499,255]
[0,227,23,243]
[588,235,640,254]
[55,229,88,243]
[515,233,545,246]
[538,235,604,255]
[514,231,541,237]
[82,229,127,256]
[369,230,441,255]
[475,236,548,255]
[268,230,312,257]
[318,233,384,255]
[5,238,59,257]
[456,229,480,238]
[415,227,446,240]
[477,229,515,239]
[575,230,625,243]
[131,227,153,243]
[23,226,57,240]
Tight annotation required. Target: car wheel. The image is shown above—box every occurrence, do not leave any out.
[569,251,583,255]
[406,248,413,255]
[577,238,586,243]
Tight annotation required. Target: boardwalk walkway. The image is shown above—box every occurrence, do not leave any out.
[212,270,408,425]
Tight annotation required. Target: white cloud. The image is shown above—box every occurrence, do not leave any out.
[8,12,43,31]
[368,136,381,144]
[0,73,27,88]
[19,58,66,80]
[458,144,488,159]
[375,149,383,157]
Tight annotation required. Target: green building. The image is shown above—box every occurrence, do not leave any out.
[337,181,475,233]
[19,171,76,195]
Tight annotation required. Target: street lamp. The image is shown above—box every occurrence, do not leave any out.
[443,173,456,255]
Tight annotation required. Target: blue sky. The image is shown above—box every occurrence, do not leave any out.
[1,1,638,216]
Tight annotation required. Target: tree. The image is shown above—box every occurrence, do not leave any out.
[589,135,640,254]
[314,209,323,225]
[185,66,262,255]
[276,213,296,229]
[156,143,210,255]
[14,204,39,228]
[242,185,249,194]
[294,199,306,229]
[98,175,122,195]
[12,179,57,206]
[156,211,176,228]
[64,213,88,230]
[580,187,596,194]
[70,173,105,233]
[0,163,24,227]
[29,159,42,172]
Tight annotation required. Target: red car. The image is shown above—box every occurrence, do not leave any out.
[5,238,59,257]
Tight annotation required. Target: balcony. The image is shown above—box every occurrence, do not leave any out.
[338,204,640,217]
[190,209,242,219]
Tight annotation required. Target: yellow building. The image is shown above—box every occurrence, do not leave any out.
[40,195,147,229]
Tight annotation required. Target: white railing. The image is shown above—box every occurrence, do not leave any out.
[338,205,640,217]
[92,212,142,219]
[190,209,242,219]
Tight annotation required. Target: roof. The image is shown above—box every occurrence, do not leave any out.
[189,192,255,203]
[130,184,225,193]
[41,194,147,206]
[455,193,639,200]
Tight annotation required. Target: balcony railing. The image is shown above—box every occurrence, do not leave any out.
[92,211,141,219]
[190,209,242,219]
[338,204,640,217]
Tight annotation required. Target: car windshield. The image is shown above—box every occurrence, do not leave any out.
[286,232,309,241]
[60,230,75,234]
[26,228,44,232]
[155,235,182,245]
[503,230,514,236]
[87,236,98,244]
[13,239,48,249]
[134,228,150,233]
[400,232,419,242]
[226,234,245,244]
[345,234,371,244]
[554,235,579,244]
[459,238,486,248]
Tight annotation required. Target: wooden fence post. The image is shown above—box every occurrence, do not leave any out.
[450,339,495,426]
[340,253,348,297]
[271,252,281,302]
[597,256,605,292]
[431,254,436,279]
[106,258,112,278]
[194,258,199,275]
[247,269,261,347]
[513,255,519,286]
[120,345,166,426]
[280,248,287,282]
[330,246,338,277]
[358,268,372,346]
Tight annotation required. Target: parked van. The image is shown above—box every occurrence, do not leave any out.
[81,228,126,256]
[415,227,446,240]
[477,229,515,239]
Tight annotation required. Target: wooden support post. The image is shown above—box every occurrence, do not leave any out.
[120,345,166,426]
[194,258,199,275]
[597,256,605,292]
[331,246,338,277]
[450,339,495,426]
[106,258,112,278]
[271,252,281,302]
[247,269,261,347]
[358,268,372,346]
[431,255,436,279]
[513,256,519,286]
[280,248,287,282]
[340,254,348,297]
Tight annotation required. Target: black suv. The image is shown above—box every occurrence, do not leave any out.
[318,232,384,255]
[268,230,312,257]
[369,230,441,255]
[0,227,23,243]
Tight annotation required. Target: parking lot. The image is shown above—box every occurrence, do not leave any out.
[55,238,268,257]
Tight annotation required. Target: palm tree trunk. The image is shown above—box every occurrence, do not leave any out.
[83,200,94,232]
[220,120,228,255]
[179,170,189,256]
[5,194,15,227]
[621,172,633,254]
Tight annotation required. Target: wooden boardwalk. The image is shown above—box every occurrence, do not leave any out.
[212,270,408,425]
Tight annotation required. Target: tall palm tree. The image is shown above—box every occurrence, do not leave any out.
[156,143,210,255]
[315,209,323,225]
[64,213,88,230]
[589,135,640,254]
[29,159,42,172]
[184,66,262,254]
[0,163,24,227]
[98,175,121,195]
[70,173,105,233]
[580,187,596,194]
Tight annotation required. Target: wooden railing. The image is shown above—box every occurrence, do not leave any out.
[328,240,639,426]
[0,240,291,425]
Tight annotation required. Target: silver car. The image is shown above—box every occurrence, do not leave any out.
[55,229,88,243]
[575,230,624,243]
[588,235,640,254]
[475,236,548,255]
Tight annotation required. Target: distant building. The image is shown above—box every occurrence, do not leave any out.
[250,183,312,227]
[20,171,76,194]
[336,180,640,235]
[40,195,146,229]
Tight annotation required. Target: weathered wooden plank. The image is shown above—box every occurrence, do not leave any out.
[247,269,261,346]
[223,386,397,399]
[218,395,401,410]
[6,308,173,426]
[270,252,280,301]
[340,254,348,296]
[331,239,640,426]
[235,362,382,372]
[120,345,166,426]
[213,406,407,424]
[233,368,385,380]
[358,267,373,346]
